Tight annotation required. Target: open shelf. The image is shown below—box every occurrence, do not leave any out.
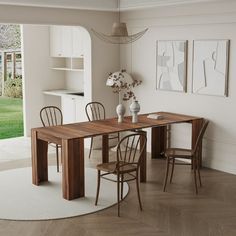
[51,57,84,71]
[52,67,84,72]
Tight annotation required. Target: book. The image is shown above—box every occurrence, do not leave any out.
[147,114,164,120]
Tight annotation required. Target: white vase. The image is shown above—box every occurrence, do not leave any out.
[130,100,140,123]
[116,104,126,123]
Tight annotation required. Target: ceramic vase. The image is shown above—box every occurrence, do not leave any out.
[130,100,140,123]
[116,104,126,123]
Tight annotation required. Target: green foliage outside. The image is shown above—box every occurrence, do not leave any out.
[0,97,23,139]
[4,77,22,98]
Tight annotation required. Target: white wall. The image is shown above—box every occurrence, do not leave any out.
[22,24,64,136]
[121,0,236,174]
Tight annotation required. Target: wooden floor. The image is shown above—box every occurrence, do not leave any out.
[1,150,236,236]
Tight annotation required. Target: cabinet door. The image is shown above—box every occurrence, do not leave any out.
[72,27,84,58]
[61,97,76,124]
[61,26,72,57]
[50,26,72,57]
[75,97,86,122]
[50,26,63,57]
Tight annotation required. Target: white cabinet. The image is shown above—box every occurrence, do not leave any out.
[61,96,76,124]
[61,26,72,57]
[50,26,72,57]
[72,27,84,57]
[50,26,63,57]
[61,96,86,124]
[50,26,83,58]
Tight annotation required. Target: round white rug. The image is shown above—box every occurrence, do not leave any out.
[0,166,129,220]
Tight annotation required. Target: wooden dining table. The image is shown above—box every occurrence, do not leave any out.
[31,111,203,200]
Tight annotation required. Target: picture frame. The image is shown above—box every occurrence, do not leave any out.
[192,39,230,97]
[156,40,187,92]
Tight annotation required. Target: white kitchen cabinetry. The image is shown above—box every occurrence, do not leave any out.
[50,25,83,58]
[50,26,72,57]
[61,96,85,124]
[50,26,84,71]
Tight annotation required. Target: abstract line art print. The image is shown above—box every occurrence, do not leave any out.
[192,39,229,96]
[156,40,187,92]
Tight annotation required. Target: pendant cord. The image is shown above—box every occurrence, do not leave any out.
[118,0,120,23]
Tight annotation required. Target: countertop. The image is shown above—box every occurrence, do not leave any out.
[43,89,84,98]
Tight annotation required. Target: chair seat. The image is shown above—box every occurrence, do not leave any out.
[163,120,209,195]
[165,148,193,158]
[97,161,137,173]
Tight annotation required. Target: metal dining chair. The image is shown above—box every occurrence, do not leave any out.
[95,132,147,216]
[40,106,63,172]
[163,119,209,194]
[85,101,120,158]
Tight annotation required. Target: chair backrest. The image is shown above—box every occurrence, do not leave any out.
[40,106,63,127]
[116,132,147,167]
[192,119,209,155]
[85,102,106,121]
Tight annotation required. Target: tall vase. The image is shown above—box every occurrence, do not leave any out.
[116,104,126,123]
[130,100,140,123]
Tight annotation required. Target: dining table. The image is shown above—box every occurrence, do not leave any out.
[31,111,203,200]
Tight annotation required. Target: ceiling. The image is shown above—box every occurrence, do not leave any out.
[0,0,226,11]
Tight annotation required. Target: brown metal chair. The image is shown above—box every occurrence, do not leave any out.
[95,132,147,216]
[85,101,120,158]
[163,119,209,194]
[40,106,63,172]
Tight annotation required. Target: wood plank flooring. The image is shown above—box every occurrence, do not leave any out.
[1,150,236,236]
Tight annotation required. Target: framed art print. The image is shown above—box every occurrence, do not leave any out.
[192,39,229,96]
[156,40,187,92]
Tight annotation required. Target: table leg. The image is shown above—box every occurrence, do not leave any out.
[62,138,84,200]
[102,134,109,163]
[31,129,48,185]
[151,126,167,159]
[140,131,147,182]
[192,118,204,166]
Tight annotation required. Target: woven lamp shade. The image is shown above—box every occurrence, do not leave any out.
[111,23,128,36]
[92,23,148,44]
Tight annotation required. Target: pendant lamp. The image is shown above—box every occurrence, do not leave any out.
[91,0,148,44]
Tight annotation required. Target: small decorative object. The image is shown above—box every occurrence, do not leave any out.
[130,100,140,123]
[106,69,142,123]
[156,40,187,92]
[192,39,229,96]
[116,104,126,123]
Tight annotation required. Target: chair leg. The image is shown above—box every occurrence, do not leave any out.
[193,158,198,194]
[169,158,175,183]
[121,174,124,200]
[136,172,143,210]
[197,157,202,187]
[118,132,120,142]
[88,137,93,159]
[56,144,59,172]
[95,170,101,205]
[117,173,120,217]
[163,156,170,192]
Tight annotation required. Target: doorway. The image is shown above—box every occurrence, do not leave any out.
[0,24,23,139]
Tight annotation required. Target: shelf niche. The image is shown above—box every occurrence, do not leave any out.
[51,57,84,72]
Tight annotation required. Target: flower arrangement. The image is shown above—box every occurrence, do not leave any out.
[106,69,142,101]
